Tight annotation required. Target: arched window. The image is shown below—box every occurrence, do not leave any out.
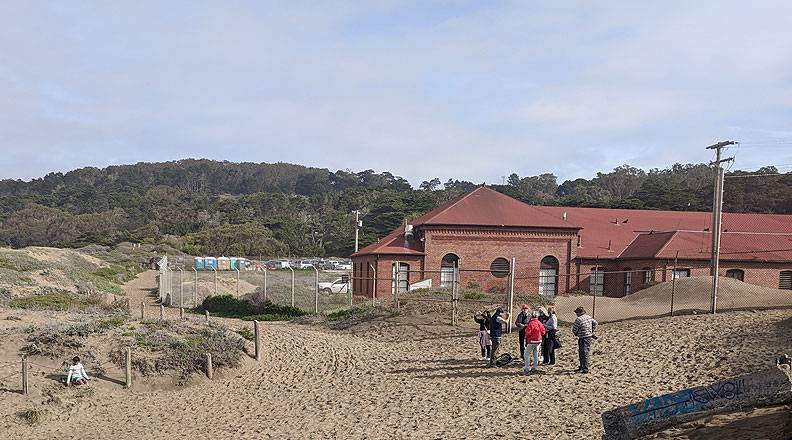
[780,271,792,290]
[539,256,559,296]
[642,267,653,285]
[623,268,632,295]
[490,258,510,278]
[440,254,459,288]
[590,267,605,295]
[725,269,744,282]
[392,262,409,293]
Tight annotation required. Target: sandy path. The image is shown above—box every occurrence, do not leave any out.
[2,305,791,439]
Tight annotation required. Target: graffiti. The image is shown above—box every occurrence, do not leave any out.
[629,379,745,424]
[685,379,743,405]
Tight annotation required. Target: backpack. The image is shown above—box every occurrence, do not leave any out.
[494,353,513,367]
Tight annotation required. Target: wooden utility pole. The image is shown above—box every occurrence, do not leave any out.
[706,140,736,314]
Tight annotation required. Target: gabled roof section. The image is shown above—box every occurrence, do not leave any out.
[410,187,580,229]
[351,225,424,257]
[618,231,677,259]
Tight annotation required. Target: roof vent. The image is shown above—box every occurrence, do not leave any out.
[404,224,414,240]
[563,212,567,221]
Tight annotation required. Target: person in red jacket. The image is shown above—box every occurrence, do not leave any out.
[523,311,546,374]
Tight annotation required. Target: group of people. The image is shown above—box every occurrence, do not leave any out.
[474,305,597,374]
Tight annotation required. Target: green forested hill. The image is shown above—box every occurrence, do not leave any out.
[0,160,788,257]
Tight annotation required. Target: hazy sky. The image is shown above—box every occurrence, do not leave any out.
[2,1,792,185]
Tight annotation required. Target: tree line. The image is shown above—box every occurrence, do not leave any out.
[0,160,788,257]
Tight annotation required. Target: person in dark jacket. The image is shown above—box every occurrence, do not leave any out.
[514,304,531,361]
[488,307,509,367]
[473,311,492,360]
[542,305,558,365]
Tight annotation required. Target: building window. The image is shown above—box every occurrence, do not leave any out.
[539,256,559,296]
[490,258,510,278]
[725,269,744,281]
[673,269,690,279]
[642,267,653,285]
[392,262,409,293]
[590,267,605,295]
[441,254,459,288]
[624,268,632,295]
[780,271,792,290]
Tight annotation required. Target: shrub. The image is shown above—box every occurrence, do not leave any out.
[462,291,487,300]
[197,295,305,321]
[487,285,506,294]
[235,327,255,341]
[466,281,482,290]
[17,408,46,426]
[110,322,246,378]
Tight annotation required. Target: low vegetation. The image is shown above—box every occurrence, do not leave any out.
[110,320,246,379]
[196,294,305,321]
[16,408,46,426]
[21,315,128,358]
[8,291,104,312]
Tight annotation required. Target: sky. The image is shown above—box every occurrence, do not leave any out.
[2,0,792,186]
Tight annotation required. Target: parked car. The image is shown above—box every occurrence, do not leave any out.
[334,262,352,271]
[318,278,349,294]
[295,260,314,269]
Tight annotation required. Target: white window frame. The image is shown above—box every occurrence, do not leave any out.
[539,268,557,296]
[590,268,605,295]
[624,270,632,295]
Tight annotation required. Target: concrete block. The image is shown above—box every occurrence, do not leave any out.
[602,366,792,440]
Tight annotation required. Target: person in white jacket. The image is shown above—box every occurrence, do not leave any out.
[65,356,90,386]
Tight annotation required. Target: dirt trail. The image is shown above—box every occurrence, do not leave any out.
[124,270,187,320]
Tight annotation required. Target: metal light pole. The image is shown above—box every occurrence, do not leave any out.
[289,266,295,307]
[353,210,362,253]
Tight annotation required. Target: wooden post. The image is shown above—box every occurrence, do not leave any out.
[394,262,400,311]
[193,268,198,307]
[507,258,515,334]
[314,267,319,314]
[236,268,240,296]
[125,347,132,388]
[370,264,377,307]
[179,307,185,320]
[206,353,213,379]
[140,302,145,320]
[290,267,295,307]
[671,251,679,317]
[159,304,165,321]
[205,310,210,323]
[348,271,353,307]
[213,268,218,296]
[254,320,261,362]
[263,268,268,302]
[21,356,28,396]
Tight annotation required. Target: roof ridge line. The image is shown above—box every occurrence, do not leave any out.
[655,230,680,258]
[417,186,486,224]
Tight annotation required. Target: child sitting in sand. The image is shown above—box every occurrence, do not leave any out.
[65,356,90,386]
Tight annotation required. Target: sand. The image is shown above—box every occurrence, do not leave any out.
[0,272,790,439]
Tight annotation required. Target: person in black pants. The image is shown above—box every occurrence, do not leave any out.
[488,307,509,367]
[473,311,492,360]
[514,304,531,361]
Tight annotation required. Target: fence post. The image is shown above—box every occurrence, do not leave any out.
[179,267,184,308]
[370,264,377,307]
[160,304,165,321]
[180,308,185,320]
[21,355,28,396]
[193,267,198,307]
[263,267,268,302]
[348,271,353,307]
[140,302,145,320]
[206,353,213,379]
[313,266,319,314]
[254,320,261,362]
[236,268,240,296]
[168,266,174,306]
[394,262,400,311]
[592,256,599,320]
[507,258,515,334]
[671,252,679,317]
[124,347,132,388]
[213,268,218,296]
[205,310,210,323]
[289,267,295,307]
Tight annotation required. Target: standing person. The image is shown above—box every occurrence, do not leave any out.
[523,311,546,373]
[65,356,90,386]
[542,306,558,365]
[514,304,531,361]
[572,307,598,374]
[474,311,492,360]
[488,308,509,367]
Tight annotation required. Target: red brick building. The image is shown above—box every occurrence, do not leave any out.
[351,187,792,298]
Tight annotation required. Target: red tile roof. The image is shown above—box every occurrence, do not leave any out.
[536,205,792,260]
[410,187,580,229]
[351,225,425,257]
[352,187,792,262]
